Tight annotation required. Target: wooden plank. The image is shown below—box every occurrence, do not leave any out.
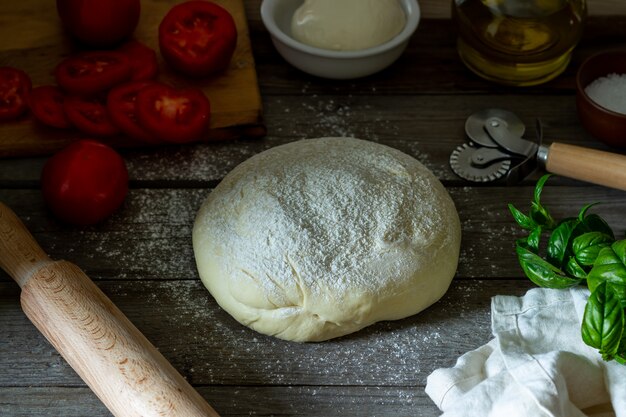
[2,93,622,185]
[0,0,264,158]
[0,186,624,283]
[0,386,439,417]
[0,279,532,388]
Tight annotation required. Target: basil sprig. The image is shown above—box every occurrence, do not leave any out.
[509,174,626,364]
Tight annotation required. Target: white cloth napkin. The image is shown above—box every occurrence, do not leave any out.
[425,287,626,417]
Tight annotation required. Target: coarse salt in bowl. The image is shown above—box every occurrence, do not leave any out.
[260,0,420,80]
[576,50,626,148]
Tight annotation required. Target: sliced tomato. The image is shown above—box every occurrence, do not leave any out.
[55,51,131,95]
[136,84,210,143]
[117,40,159,81]
[29,86,72,128]
[0,67,31,121]
[158,0,238,77]
[107,80,161,143]
[64,95,119,136]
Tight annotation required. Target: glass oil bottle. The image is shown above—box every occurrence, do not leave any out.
[452,0,587,86]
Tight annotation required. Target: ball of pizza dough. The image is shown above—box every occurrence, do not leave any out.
[193,138,461,342]
[291,0,407,51]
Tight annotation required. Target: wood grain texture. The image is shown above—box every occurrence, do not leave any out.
[0,204,220,416]
[0,93,619,185]
[0,279,533,388]
[0,0,264,158]
[2,5,626,416]
[546,142,626,190]
[20,261,220,417]
[0,386,441,417]
[0,202,50,286]
[1,186,624,283]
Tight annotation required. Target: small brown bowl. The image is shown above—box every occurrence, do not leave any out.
[576,49,626,148]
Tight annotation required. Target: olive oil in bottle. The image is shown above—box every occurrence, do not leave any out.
[453,0,586,86]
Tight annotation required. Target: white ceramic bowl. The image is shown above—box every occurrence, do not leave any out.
[260,0,421,79]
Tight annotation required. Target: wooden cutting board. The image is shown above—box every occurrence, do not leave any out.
[0,0,264,158]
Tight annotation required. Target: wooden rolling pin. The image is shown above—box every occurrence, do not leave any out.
[0,202,220,417]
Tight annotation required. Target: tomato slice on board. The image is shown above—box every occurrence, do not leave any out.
[158,0,238,77]
[29,86,72,129]
[64,95,119,136]
[136,84,210,143]
[0,67,31,121]
[41,139,128,226]
[107,80,161,144]
[55,51,131,95]
[117,40,159,81]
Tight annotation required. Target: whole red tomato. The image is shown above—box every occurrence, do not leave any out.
[56,0,141,47]
[41,140,129,226]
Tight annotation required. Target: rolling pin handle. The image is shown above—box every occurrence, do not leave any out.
[0,202,51,288]
[0,202,222,417]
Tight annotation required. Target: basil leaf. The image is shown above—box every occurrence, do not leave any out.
[516,242,582,289]
[547,219,579,267]
[530,174,556,230]
[588,243,626,307]
[614,240,626,265]
[614,354,626,365]
[530,202,556,230]
[578,202,600,221]
[527,226,542,252]
[534,174,552,203]
[573,232,614,266]
[508,203,535,230]
[582,213,615,239]
[582,282,625,361]
[566,256,588,279]
[508,175,624,365]
[617,324,626,360]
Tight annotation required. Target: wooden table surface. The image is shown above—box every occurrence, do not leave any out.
[2,1,626,416]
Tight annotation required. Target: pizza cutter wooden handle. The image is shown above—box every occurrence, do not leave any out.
[0,202,220,417]
[544,143,626,191]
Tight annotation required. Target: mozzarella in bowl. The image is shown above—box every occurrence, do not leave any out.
[291,0,407,51]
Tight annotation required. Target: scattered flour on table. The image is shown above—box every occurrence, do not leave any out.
[124,144,259,182]
[272,95,445,179]
[141,282,454,385]
[76,189,204,279]
[144,279,490,386]
[291,97,402,142]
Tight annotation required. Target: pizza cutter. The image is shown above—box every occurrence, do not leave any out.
[449,108,626,191]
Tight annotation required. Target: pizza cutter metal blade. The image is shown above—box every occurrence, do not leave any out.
[464,108,526,148]
[449,108,626,191]
[449,143,511,182]
[450,108,538,184]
